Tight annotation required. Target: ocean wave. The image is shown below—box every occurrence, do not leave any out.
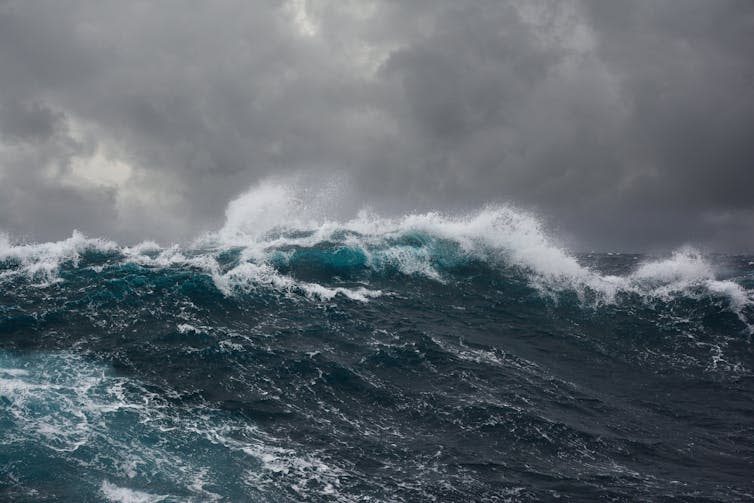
[0,231,118,285]
[3,180,752,501]
[0,350,346,501]
[1,181,752,326]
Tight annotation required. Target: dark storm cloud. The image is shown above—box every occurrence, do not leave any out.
[0,0,752,250]
[578,0,754,250]
[0,101,63,142]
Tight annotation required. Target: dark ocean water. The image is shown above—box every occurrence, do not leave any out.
[1,189,753,501]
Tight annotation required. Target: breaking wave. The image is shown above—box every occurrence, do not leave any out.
[2,179,754,500]
[1,181,752,324]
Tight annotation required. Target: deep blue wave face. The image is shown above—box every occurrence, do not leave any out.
[1,218,754,501]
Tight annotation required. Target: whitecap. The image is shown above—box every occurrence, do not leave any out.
[100,481,169,503]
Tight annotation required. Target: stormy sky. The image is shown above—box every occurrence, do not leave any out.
[1,0,752,252]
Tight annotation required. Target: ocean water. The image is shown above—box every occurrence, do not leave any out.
[1,183,753,502]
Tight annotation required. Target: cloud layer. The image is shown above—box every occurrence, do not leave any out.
[1,0,752,251]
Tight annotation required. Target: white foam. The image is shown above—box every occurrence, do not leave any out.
[0,230,117,284]
[1,350,346,500]
[123,240,163,255]
[624,249,754,330]
[203,182,582,288]
[1,180,751,317]
[100,481,168,503]
[177,324,201,334]
[200,181,753,321]
[627,248,750,307]
[217,261,381,301]
[219,180,306,242]
[200,180,597,285]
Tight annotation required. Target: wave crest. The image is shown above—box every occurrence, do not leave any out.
[1,181,752,326]
[0,230,118,285]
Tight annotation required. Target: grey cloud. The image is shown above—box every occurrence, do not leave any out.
[0,111,118,240]
[0,101,63,142]
[0,0,752,251]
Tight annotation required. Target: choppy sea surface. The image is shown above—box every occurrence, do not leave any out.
[1,183,753,502]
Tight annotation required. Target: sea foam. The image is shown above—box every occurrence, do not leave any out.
[200,181,752,316]
[1,180,751,320]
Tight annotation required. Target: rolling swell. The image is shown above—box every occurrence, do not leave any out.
[1,183,753,501]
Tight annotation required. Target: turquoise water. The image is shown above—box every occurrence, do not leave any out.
[1,207,753,501]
